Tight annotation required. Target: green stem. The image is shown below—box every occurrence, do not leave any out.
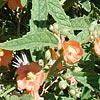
[17,9,22,37]
[0,86,16,97]
[47,56,63,78]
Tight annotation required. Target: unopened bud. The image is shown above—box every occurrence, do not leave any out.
[58,80,67,90]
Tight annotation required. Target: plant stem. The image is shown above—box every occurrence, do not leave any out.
[17,9,22,37]
[46,56,63,78]
[40,77,59,95]
[0,86,16,97]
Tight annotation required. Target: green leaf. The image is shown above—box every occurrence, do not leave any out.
[32,0,48,21]
[9,95,20,100]
[44,93,75,100]
[21,0,27,7]
[48,0,71,29]
[72,72,100,91]
[81,88,92,100]
[30,0,48,31]
[72,72,95,91]
[80,0,91,12]
[0,0,6,9]
[48,0,90,31]
[20,94,33,100]
[68,29,90,43]
[0,30,58,51]
[70,16,90,30]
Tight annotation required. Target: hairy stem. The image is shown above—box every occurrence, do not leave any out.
[0,86,16,97]
[47,56,63,78]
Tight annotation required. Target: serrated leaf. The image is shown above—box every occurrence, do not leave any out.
[68,29,90,42]
[32,0,48,21]
[80,0,91,12]
[72,72,100,91]
[9,95,20,100]
[48,0,91,31]
[48,0,71,29]
[0,30,58,51]
[70,16,90,30]
[20,94,33,100]
[44,93,75,100]
[74,75,94,91]
[21,0,27,7]
[81,88,92,100]
[76,30,90,42]
[0,0,6,9]
[30,0,48,31]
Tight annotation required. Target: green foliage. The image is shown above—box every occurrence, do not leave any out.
[9,95,20,100]
[0,30,58,50]
[20,94,33,100]
[0,0,6,9]
[21,0,27,6]
[0,0,100,100]
[48,0,71,29]
[80,0,91,12]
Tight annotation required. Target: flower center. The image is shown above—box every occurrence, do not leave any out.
[67,46,75,53]
[0,49,4,57]
[27,72,35,80]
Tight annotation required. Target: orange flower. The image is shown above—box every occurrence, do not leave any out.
[16,62,45,100]
[8,0,23,10]
[94,37,100,56]
[0,49,13,70]
[62,40,83,64]
[50,48,63,69]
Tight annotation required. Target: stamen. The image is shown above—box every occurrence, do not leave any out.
[12,53,29,68]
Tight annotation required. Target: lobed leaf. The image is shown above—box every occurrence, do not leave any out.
[21,0,27,7]
[30,0,48,31]
[44,93,75,100]
[20,94,33,100]
[32,0,48,21]
[0,30,58,51]
[48,0,91,32]
[9,95,20,100]
[80,0,91,12]
[48,0,71,29]
[0,0,6,9]
[70,16,90,30]
[72,72,100,91]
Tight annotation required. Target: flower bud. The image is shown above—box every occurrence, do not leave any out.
[58,80,67,90]
[69,89,76,96]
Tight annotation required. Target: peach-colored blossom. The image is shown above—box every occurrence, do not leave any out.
[0,49,13,70]
[62,40,83,64]
[94,37,100,56]
[16,62,45,100]
[8,0,23,10]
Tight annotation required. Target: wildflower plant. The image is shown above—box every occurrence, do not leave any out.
[0,0,100,100]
